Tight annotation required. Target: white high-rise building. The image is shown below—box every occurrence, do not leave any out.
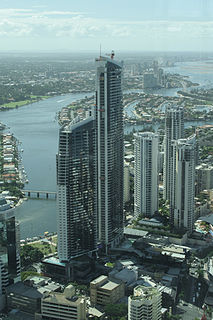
[124,163,131,204]
[196,163,213,194]
[95,56,124,250]
[134,132,159,218]
[170,135,196,232]
[128,285,162,320]
[163,105,184,201]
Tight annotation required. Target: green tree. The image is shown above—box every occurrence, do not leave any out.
[104,303,127,320]
[20,245,44,267]
[21,271,40,281]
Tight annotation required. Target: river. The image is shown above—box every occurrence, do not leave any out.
[0,93,92,238]
[1,60,213,239]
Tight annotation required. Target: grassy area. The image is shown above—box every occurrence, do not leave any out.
[106,262,115,268]
[0,96,48,110]
[30,241,56,256]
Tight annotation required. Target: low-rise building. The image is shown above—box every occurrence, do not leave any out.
[41,285,86,320]
[90,275,125,306]
[6,281,42,314]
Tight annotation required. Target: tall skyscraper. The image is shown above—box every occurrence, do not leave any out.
[128,285,162,320]
[134,132,159,218]
[95,56,124,251]
[170,135,196,232]
[57,54,124,261]
[57,116,97,262]
[0,196,20,309]
[163,105,184,201]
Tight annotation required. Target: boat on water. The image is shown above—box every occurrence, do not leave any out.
[0,122,6,130]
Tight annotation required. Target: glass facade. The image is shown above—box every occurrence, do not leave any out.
[95,57,124,249]
[0,198,20,293]
[57,117,97,262]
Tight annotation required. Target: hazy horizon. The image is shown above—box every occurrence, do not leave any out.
[0,0,212,52]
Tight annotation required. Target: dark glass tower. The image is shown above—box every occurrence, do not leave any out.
[57,117,97,262]
[95,56,124,250]
[0,197,20,294]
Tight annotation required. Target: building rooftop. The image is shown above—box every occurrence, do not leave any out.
[43,256,66,267]
[6,282,42,299]
[89,307,104,318]
[90,275,107,285]
[133,285,160,300]
[101,281,120,291]
[43,292,84,306]
[124,227,148,237]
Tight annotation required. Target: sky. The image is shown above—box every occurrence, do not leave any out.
[0,0,212,52]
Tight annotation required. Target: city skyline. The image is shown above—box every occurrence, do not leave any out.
[0,0,212,52]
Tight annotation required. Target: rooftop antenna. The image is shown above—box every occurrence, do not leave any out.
[100,44,102,58]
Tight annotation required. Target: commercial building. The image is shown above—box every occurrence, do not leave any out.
[6,281,42,315]
[95,56,124,250]
[56,116,97,262]
[40,285,86,320]
[134,132,159,218]
[128,285,162,320]
[163,105,184,201]
[170,135,196,232]
[90,275,125,306]
[0,196,20,310]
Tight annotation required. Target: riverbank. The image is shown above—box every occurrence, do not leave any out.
[0,132,24,201]
[0,95,49,111]
[0,59,212,239]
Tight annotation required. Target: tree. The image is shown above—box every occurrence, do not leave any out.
[21,271,40,281]
[104,304,127,320]
[20,245,44,267]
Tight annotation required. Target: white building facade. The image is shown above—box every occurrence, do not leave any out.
[128,285,162,320]
[170,135,196,232]
[134,132,159,218]
[124,163,131,204]
[41,285,86,320]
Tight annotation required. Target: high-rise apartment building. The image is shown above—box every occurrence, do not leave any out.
[128,285,162,320]
[95,56,124,250]
[124,163,131,204]
[196,163,213,195]
[163,105,184,201]
[57,55,124,261]
[134,132,159,218]
[56,116,97,262]
[0,196,20,310]
[170,135,196,232]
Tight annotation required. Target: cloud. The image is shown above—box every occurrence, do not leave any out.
[42,11,87,16]
[0,7,212,47]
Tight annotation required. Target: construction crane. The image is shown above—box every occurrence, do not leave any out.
[105,50,115,59]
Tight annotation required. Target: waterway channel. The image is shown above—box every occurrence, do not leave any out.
[0,60,213,239]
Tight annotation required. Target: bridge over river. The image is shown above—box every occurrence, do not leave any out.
[22,189,57,199]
